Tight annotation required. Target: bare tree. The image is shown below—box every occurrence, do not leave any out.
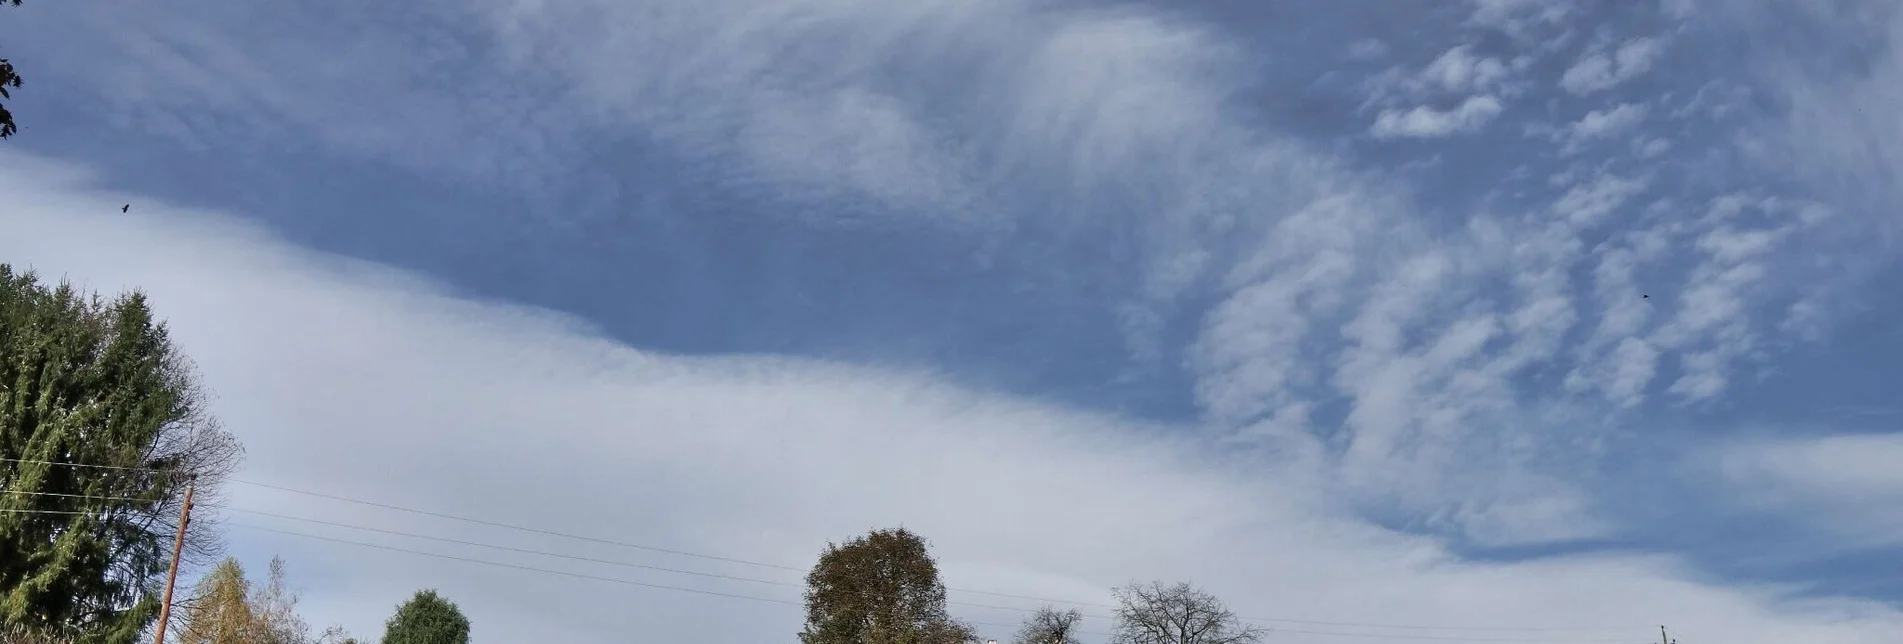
[1014,606,1084,644]
[1109,582,1265,644]
[315,625,361,644]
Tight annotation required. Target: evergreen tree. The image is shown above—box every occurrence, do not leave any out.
[799,527,976,644]
[0,265,242,640]
[381,590,468,644]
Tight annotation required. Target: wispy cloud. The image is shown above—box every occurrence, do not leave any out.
[1713,433,1903,546]
[1552,102,1650,155]
[1560,37,1666,95]
[4,0,1902,622]
[7,151,1903,644]
[1370,96,1506,139]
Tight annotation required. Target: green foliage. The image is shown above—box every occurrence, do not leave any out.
[799,527,976,644]
[0,265,242,637]
[1,0,25,139]
[381,590,469,644]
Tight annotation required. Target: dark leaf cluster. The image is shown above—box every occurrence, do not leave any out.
[0,266,241,641]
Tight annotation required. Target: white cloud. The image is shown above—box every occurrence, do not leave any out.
[8,0,1899,633]
[1756,1,1903,245]
[1553,172,1648,227]
[1466,0,1574,41]
[1565,337,1661,408]
[8,150,1903,644]
[1715,434,1903,545]
[1420,45,1511,94]
[1370,96,1505,138]
[1649,195,1826,403]
[1560,37,1666,95]
[1558,103,1649,154]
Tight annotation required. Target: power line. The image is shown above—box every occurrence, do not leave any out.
[229,522,806,606]
[235,522,1119,638]
[224,479,1647,635]
[1239,613,1640,633]
[233,521,1639,643]
[2,489,157,503]
[229,507,807,589]
[9,459,1649,636]
[0,457,182,474]
[227,507,1080,618]
[229,479,807,573]
[227,510,1648,642]
[1259,629,1653,643]
[0,507,1646,643]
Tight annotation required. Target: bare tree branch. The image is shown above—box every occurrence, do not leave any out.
[1014,606,1084,644]
[1110,581,1265,644]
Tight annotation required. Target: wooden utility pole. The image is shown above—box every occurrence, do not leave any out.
[152,476,196,644]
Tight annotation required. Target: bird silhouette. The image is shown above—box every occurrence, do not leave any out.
[121,204,130,213]
[1642,294,1649,299]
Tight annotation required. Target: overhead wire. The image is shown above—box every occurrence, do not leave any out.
[223,478,1651,635]
[230,478,809,573]
[2,489,158,503]
[228,507,807,589]
[5,457,1652,638]
[228,520,1644,643]
[0,457,183,474]
[230,522,806,607]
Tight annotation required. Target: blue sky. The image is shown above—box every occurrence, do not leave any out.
[4,0,1903,642]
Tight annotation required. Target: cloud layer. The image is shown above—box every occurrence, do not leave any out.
[3,0,1903,639]
[6,151,1903,644]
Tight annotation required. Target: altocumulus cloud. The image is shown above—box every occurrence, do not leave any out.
[4,0,1903,640]
[6,149,1903,642]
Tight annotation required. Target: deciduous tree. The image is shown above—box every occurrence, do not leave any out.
[1014,606,1084,644]
[315,625,360,644]
[247,557,310,644]
[1109,581,1264,644]
[799,527,976,644]
[173,556,316,644]
[173,558,253,644]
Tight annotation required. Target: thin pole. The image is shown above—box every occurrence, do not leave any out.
[152,476,196,644]
[1660,625,1669,644]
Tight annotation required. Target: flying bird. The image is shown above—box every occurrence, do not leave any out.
[1642,294,1649,299]
[121,204,130,213]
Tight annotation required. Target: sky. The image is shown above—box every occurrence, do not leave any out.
[2,0,1903,642]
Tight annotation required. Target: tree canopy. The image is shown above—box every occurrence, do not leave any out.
[1014,606,1085,644]
[381,590,469,644]
[173,558,253,644]
[173,556,313,644]
[799,527,976,644]
[1110,581,1264,644]
[0,265,242,640]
